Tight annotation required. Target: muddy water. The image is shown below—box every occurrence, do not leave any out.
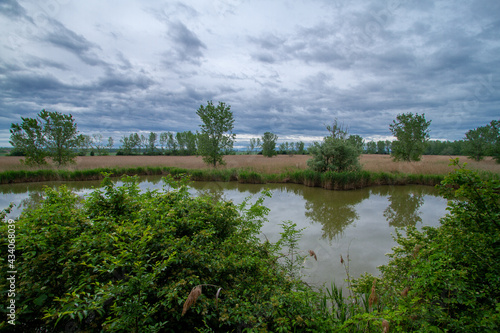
[0,177,448,288]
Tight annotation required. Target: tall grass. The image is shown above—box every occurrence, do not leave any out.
[0,166,451,189]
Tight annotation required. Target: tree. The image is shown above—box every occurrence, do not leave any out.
[307,120,362,172]
[10,109,80,166]
[365,141,377,154]
[78,134,93,156]
[146,132,158,155]
[261,132,278,157]
[196,101,235,167]
[463,120,499,161]
[10,116,47,165]
[389,112,431,161]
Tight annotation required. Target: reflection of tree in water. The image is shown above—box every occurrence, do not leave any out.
[18,191,45,211]
[382,187,425,228]
[302,187,370,241]
[192,182,228,203]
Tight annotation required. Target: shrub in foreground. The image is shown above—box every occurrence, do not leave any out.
[0,175,332,332]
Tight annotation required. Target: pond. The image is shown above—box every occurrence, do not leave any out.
[0,177,449,289]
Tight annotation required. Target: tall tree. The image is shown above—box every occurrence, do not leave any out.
[261,132,278,157]
[389,113,431,162]
[196,101,235,167]
[463,121,499,161]
[10,110,80,166]
[146,132,158,155]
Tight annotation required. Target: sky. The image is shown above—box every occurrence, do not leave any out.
[1,0,499,148]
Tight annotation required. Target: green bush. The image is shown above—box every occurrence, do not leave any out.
[346,160,500,332]
[0,175,334,332]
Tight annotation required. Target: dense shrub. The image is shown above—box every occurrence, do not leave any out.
[0,175,332,332]
[346,160,500,332]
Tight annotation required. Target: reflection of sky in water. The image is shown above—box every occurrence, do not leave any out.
[0,178,448,290]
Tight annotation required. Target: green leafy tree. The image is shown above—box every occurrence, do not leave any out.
[365,141,377,154]
[389,112,431,161]
[10,109,80,166]
[196,101,235,167]
[490,120,500,163]
[146,132,158,155]
[261,132,278,157]
[10,116,47,165]
[78,134,93,156]
[463,120,499,161]
[307,120,362,172]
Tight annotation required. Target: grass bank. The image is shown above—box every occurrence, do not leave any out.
[0,165,451,190]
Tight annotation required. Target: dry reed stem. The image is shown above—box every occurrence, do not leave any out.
[1,154,498,174]
[308,250,317,261]
[412,244,423,258]
[382,319,389,333]
[182,285,202,316]
[369,279,378,309]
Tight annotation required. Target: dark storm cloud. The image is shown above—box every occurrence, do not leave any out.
[44,19,107,67]
[0,0,32,21]
[163,21,207,65]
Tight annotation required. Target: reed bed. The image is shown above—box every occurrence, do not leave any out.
[0,154,498,188]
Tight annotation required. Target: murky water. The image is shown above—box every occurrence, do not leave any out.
[0,177,448,288]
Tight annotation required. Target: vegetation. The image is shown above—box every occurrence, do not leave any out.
[0,174,331,332]
[345,160,500,332]
[307,120,362,172]
[463,119,500,162]
[10,110,82,166]
[1,162,498,331]
[390,112,431,162]
[196,101,236,167]
[261,132,278,157]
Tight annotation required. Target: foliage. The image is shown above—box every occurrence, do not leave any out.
[10,110,49,166]
[197,101,235,167]
[390,112,431,162]
[0,175,336,332]
[463,120,500,162]
[10,110,82,166]
[307,120,362,172]
[261,132,278,157]
[347,160,500,332]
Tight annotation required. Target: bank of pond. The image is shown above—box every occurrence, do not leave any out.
[0,165,446,189]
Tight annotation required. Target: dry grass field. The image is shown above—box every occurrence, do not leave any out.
[0,154,499,175]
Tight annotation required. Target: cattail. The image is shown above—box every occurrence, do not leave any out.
[182,285,202,316]
[382,319,389,333]
[308,250,317,261]
[369,279,378,309]
[215,287,223,310]
[401,287,409,297]
[412,244,422,258]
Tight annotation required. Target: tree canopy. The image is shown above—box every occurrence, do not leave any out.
[389,112,431,162]
[307,120,362,172]
[261,132,278,157]
[10,109,80,166]
[196,101,235,167]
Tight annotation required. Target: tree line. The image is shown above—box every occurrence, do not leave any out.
[9,106,500,167]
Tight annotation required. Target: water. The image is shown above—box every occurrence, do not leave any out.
[0,177,449,288]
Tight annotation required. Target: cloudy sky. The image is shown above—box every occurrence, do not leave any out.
[1,0,499,148]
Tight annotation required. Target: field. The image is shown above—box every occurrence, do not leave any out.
[0,154,499,175]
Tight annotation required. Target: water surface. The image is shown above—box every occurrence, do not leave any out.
[0,177,448,288]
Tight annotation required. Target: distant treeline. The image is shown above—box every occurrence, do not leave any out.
[364,139,467,156]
